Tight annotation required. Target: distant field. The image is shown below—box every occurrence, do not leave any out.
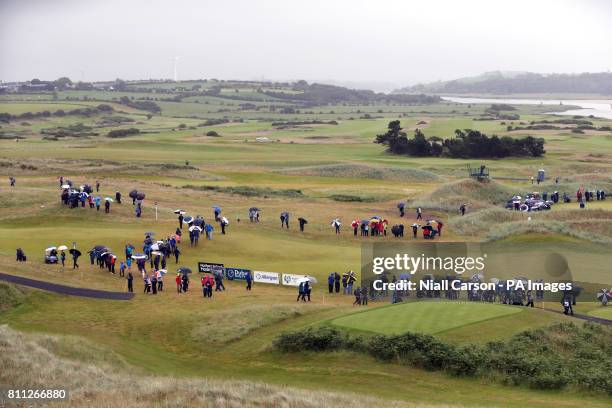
[330,301,523,335]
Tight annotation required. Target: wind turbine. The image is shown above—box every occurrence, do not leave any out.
[172,56,181,82]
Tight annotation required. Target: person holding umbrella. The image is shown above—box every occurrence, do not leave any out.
[178,213,184,229]
[331,218,341,234]
[220,217,229,234]
[298,217,307,232]
[412,223,419,239]
[397,202,406,217]
[213,206,221,222]
[351,219,359,236]
[60,250,66,267]
[70,248,81,269]
[129,190,138,205]
[280,212,289,229]
[95,196,101,211]
[104,198,111,213]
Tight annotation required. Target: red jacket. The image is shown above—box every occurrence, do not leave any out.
[176,276,181,285]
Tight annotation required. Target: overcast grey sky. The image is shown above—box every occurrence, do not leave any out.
[1,0,611,90]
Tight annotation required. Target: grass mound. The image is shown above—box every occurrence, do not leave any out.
[330,301,522,335]
[0,325,418,408]
[411,179,514,212]
[276,163,439,181]
[450,207,612,243]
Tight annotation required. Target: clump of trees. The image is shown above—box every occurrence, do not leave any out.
[118,96,161,113]
[375,120,545,158]
[107,128,140,138]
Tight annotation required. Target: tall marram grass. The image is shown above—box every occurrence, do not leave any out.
[0,325,437,408]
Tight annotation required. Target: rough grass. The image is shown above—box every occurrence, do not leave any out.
[450,208,612,243]
[192,304,329,344]
[411,179,515,212]
[0,324,431,408]
[0,283,26,313]
[275,163,439,181]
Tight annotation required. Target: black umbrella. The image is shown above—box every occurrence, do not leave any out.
[249,207,260,212]
[93,245,108,252]
[397,202,405,209]
[83,184,93,194]
[69,248,82,257]
[136,192,146,200]
[129,189,138,199]
[66,179,73,186]
[298,217,308,224]
[178,267,192,275]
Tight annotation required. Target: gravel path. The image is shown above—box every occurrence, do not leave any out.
[0,273,134,300]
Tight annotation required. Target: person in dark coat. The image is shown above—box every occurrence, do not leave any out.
[174,246,180,263]
[412,224,418,239]
[151,274,158,294]
[299,218,306,232]
[115,191,122,204]
[104,199,110,213]
[178,214,183,229]
[60,251,66,267]
[127,271,133,293]
[72,252,79,269]
[328,273,334,293]
[245,271,252,291]
[334,272,340,293]
[96,180,100,192]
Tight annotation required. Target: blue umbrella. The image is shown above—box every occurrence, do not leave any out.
[371,216,382,220]
[183,216,194,224]
[212,206,221,213]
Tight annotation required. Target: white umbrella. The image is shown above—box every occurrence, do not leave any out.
[189,225,202,232]
[221,216,229,224]
[45,246,57,252]
[131,254,147,260]
[173,209,183,214]
[105,197,114,202]
[61,184,70,189]
[150,243,160,251]
[297,276,318,284]
[57,245,68,251]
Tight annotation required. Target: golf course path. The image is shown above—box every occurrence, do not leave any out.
[0,273,134,300]
[546,308,612,326]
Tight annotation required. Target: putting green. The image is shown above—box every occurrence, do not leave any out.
[331,301,523,335]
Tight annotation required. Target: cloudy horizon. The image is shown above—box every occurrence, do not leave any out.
[1,0,611,91]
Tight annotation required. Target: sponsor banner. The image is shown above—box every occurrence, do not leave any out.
[225,267,251,281]
[253,270,280,285]
[198,262,224,275]
[282,273,304,286]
